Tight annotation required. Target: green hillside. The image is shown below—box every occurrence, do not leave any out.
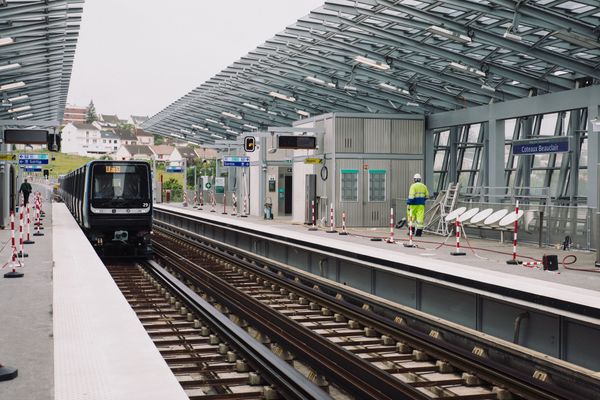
[15,150,93,177]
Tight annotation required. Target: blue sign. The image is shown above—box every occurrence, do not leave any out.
[19,154,49,160]
[223,156,250,167]
[166,166,183,173]
[512,138,570,155]
[22,166,42,172]
[19,159,49,165]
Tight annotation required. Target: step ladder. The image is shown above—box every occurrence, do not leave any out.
[425,182,460,235]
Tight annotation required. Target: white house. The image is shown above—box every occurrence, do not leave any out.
[169,146,198,166]
[114,144,154,161]
[100,130,120,153]
[150,145,174,161]
[135,129,154,146]
[61,122,114,157]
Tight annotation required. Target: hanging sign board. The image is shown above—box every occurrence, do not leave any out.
[18,154,49,165]
[304,158,322,164]
[512,137,570,155]
[215,177,225,194]
[223,156,250,167]
[0,153,16,161]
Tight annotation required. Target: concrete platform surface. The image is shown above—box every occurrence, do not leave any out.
[0,190,53,400]
[53,203,187,400]
[160,202,600,310]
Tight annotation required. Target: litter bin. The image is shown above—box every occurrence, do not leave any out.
[165,190,171,203]
[264,197,273,220]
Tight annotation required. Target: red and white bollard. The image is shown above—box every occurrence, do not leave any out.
[522,261,544,269]
[339,211,348,236]
[231,192,238,216]
[240,196,248,218]
[450,217,466,256]
[183,191,188,207]
[327,203,337,233]
[308,200,318,231]
[222,192,228,215]
[17,209,27,259]
[33,201,44,237]
[404,208,416,248]
[507,200,522,265]
[210,191,216,212]
[38,192,45,217]
[23,205,35,244]
[386,208,395,243]
[4,212,23,278]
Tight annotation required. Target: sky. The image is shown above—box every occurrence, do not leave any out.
[67,0,325,119]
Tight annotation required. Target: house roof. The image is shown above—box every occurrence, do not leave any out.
[131,115,149,125]
[177,147,198,158]
[100,130,118,139]
[71,122,99,130]
[100,114,120,125]
[134,128,153,137]
[151,144,174,156]
[114,128,138,141]
[195,148,218,159]
[122,144,154,156]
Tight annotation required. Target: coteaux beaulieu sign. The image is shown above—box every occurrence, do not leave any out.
[512,137,570,155]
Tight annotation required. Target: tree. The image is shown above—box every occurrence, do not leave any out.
[85,100,97,123]
[163,178,183,201]
[154,135,164,145]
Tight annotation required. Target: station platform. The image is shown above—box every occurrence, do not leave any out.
[0,191,187,400]
[160,202,600,310]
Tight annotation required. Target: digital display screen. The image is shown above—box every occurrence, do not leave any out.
[278,135,317,149]
[103,165,137,174]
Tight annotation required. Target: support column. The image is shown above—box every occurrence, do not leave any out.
[487,119,505,201]
[448,127,458,184]
[568,111,581,205]
[424,129,434,189]
[587,104,600,208]
[259,137,266,218]
[0,127,8,228]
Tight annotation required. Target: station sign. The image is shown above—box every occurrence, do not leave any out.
[166,166,183,173]
[0,153,16,161]
[22,166,42,172]
[215,177,225,194]
[18,153,49,165]
[512,137,570,155]
[202,176,211,190]
[222,156,250,167]
[304,158,322,165]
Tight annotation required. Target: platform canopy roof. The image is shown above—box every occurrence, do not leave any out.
[0,0,84,126]
[143,0,600,144]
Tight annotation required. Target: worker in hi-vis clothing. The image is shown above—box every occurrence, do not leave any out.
[406,173,429,237]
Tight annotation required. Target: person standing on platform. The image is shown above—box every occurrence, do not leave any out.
[406,173,429,237]
[19,178,33,206]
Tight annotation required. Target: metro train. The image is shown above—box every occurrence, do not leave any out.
[59,160,153,257]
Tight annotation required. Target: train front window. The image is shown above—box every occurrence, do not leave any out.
[91,164,150,207]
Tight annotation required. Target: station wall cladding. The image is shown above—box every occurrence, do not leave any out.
[292,113,424,227]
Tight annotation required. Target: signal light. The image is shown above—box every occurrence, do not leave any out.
[244,136,256,152]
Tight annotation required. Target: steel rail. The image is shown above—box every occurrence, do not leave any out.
[141,259,330,400]
[153,241,433,400]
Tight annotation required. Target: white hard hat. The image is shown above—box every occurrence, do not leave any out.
[413,173,422,180]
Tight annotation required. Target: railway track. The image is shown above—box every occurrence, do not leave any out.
[107,263,329,400]
[147,225,600,400]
